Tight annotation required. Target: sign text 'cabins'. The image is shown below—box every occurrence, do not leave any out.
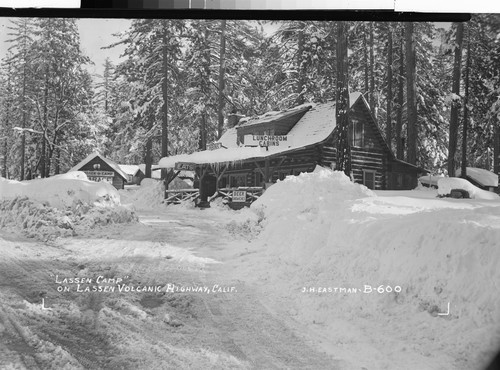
[174,162,196,171]
[244,134,290,147]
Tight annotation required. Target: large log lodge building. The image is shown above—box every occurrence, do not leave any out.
[159,92,427,204]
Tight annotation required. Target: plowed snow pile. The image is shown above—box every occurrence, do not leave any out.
[248,166,500,370]
[119,178,166,210]
[0,173,137,240]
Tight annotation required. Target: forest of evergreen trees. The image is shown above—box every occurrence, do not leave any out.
[1,16,499,181]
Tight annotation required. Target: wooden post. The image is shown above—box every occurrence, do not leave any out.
[265,158,270,182]
[213,164,227,192]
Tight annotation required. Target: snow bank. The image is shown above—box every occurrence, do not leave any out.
[437,177,499,200]
[251,166,375,259]
[243,166,500,369]
[0,197,137,241]
[0,172,120,209]
[119,178,166,210]
[0,174,137,240]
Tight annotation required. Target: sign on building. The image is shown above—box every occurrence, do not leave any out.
[232,190,246,203]
[83,170,114,184]
[174,162,196,171]
[244,134,291,147]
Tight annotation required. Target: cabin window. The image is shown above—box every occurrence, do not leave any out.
[350,118,377,149]
[363,170,376,190]
[351,119,364,147]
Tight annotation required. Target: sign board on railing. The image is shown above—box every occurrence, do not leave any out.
[174,162,196,171]
[232,190,247,202]
[244,134,291,147]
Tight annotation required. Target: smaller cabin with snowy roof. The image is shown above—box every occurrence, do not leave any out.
[158,92,427,205]
[69,152,128,190]
[119,164,144,185]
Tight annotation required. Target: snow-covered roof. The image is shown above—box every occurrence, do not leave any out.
[218,127,238,149]
[158,92,363,169]
[118,164,141,176]
[69,152,128,180]
[237,103,313,128]
[138,164,161,179]
[419,174,444,187]
[456,167,499,187]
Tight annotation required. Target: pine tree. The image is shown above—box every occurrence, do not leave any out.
[405,22,417,166]
[336,21,351,176]
[6,18,35,180]
[448,22,464,177]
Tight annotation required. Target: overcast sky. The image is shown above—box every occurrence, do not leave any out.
[0,17,131,80]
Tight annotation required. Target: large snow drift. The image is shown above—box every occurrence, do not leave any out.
[246,166,500,369]
[0,172,120,209]
[0,173,137,240]
[119,178,166,210]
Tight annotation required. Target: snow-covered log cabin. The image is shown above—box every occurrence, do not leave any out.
[68,152,128,190]
[159,92,427,205]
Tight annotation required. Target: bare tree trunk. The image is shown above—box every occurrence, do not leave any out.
[336,21,351,176]
[448,22,464,177]
[461,23,471,178]
[20,68,27,180]
[405,22,417,165]
[55,146,60,174]
[40,64,50,178]
[161,21,169,167]
[145,122,153,178]
[369,21,375,116]
[396,25,404,160]
[2,137,7,178]
[200,113,207,150]
[199,24,210,150]
[386,24,393,150]
[217,19,227,139]
[363,29,369,96]
[296,22,306,106]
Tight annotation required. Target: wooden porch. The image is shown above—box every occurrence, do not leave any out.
[164,186,264,208]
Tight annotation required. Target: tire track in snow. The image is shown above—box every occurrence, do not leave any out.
[0,307,41,369]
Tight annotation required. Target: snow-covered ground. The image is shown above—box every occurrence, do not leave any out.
[241,167,500,369]
[0,173,137,240]
[1,169,499,369]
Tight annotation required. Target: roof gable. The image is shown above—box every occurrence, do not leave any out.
[118,164,141,176]
[350,94,393,156]
[69,152,128,180]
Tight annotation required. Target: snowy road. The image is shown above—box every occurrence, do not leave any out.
[0,207,340,369]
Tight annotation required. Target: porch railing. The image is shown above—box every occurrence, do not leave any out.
[165,189,199,205]
[165,186,264,206]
